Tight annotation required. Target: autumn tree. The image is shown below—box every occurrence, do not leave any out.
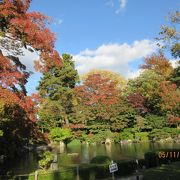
[157,81,180,127]
[75,73,119,106]
[127,92,148,115]
[81,69,126,90]
[74,73,119,133]
[157,11,180,58]
[0,0,61,157]
[140,51,173,78]
[127,70,164,114]
[74,73,136,134]
[0,0,62,122]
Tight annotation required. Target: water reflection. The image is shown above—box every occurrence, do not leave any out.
[1,142,179,174]
[61,142,180,164]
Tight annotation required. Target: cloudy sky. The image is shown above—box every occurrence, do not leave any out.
[24,0,179,94]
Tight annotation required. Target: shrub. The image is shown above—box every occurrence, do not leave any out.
[135,132,149,142]
[50,128,72,144]
[38,151,54,170]
[93,130,113,143]
[67,139,81,146]
[90,155,111,164]
[119,128,136,141]
[144,114,167,129]
[148,128,180,141]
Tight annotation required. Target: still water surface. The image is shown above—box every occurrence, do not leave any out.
[2,142,180,174]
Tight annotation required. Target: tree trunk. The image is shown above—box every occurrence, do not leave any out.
[64,115,69,126]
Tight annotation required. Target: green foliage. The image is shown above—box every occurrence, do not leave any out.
[109,99,137,131]
[50,128,72,144]
[119,129,135,141]
[67,139,81,146]
[38,99,63,131]
[135,116,152,132]
[37,53,79,128]
[135,132,149,142]
[0,130,3,136]
[144,114,167,129]
[92,130,113,143]
[38,151,54,170]
[90,155,111,164]
[127,70,166,114]
[38,54,79,99]
[115,128,149,142]
[148,128,180,141]
[169,64,180,88]
[127,70,163,99]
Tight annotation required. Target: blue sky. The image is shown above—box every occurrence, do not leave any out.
[25,0,179,94]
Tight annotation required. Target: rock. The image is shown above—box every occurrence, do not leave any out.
[36,145,51,151]
[105,138,112,145]
[67,153,79,156]
[165,137,173,143]
[120,140,132,144]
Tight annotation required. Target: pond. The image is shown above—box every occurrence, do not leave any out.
[1,142,180,175]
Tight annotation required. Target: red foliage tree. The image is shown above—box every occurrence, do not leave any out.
[127,92,148,114]
[75,74,119,106]
[0,0,61,147]
[158,81,180,126]
[0,0,61,72]
[0,0,61,122]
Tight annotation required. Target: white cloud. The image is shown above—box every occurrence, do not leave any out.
[170,59,179,68]
[127,69,144,79]
[116,0,127,14]
[73,39,157,78]
[18,48,39,72]
[106,0,127,14]
[0,36,39,72]
[54,18,63,26]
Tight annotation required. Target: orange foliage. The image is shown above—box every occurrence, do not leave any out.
[0,0,62,72]
[141,51,173,77]
[75,74,119,106]
[0,0,61,125]
[158,81,180,111]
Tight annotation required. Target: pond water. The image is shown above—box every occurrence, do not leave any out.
[1,142,180,175]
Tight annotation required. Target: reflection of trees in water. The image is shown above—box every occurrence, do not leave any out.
[105,144,112,157]
[81,144,90,163]
[117,143,150,160]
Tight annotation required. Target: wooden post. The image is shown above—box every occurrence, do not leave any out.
[35,170,38,180]
[112,172,115,180]
[76,165,79,180]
